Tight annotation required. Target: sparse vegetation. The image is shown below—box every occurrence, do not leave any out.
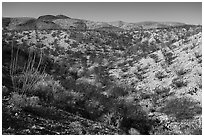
[2,15,202,135]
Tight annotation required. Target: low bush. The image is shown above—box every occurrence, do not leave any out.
[32,76,65,103]
[69,121,83,135]
[2,85,9,96]
[149,54,160,63]
[175,67,189,76]
[179,118,202,135]
[9,92,40,111]
[110,96,154,135]
[171,77,187,89]
[99,112,122,128]
[155,71,167,80]
[162,50,177,65]
[108,84,130,98]
[194,51,202,59]
[160,97,202,121]
[154,86,170,95]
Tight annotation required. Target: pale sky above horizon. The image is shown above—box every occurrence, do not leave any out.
[2,2,202,25]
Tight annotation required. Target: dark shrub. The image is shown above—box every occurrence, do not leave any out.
[149,53,160,63]
[160,97,202,121]
[175,68,189,76]
[9,92,40,111]
[171,77,187,89]
[2,85,10,96]
[108,84,129,98]
[194,51,202,59]
[32,76,65,103]
[113,97,153,135]
[154,86,170,95]
[162,50,177,65]
[155,71,167,80]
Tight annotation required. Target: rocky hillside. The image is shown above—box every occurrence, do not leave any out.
[2,17,202,135]
[2,15,86,31]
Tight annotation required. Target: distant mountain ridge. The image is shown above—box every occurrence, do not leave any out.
[109,21,187,30]
[2,14,190,31]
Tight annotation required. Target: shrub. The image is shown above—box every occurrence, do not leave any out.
[26,96,40,107]
[149,54,160,63]
[108,84,129,98]
[154,86,170,94]
[197,57,202,64]
[155,71,167,80]
[129,128,141,135]
[112,96,153,135]
[9,92,40,111]
[9,92,27,110]
[194,51,202,59]
[194,51,202,64]
[32,76,65,103]
[175,67,189,76]
[16,71,47,94]
[69,121,83,135]
[171,77,187,89]
[2,85,9,96]
[60,76,76,90]
[162,50,177,65]
[51,32,57,37]
[182,46,189,51]
[160,97,202,121]
[54,90,79,103]
[179,117,202,135]
[100,112,123,128]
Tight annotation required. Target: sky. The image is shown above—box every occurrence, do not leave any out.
[2,2,202,25]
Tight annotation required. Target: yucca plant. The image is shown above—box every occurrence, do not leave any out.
[9,41,46,95]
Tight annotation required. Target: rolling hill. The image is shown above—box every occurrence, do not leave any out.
[2,14,189,31]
